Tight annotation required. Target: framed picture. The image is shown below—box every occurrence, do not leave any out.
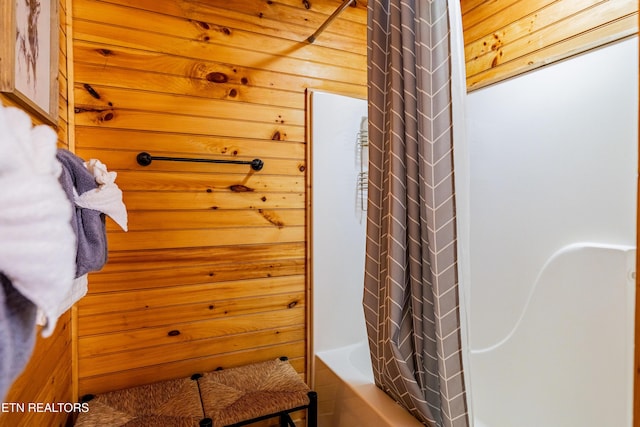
[0,0,59,126]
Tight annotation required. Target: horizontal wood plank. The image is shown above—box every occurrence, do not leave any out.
[79,307,305,357]
[78,275,305,314]
[464,0,586,57]
[96,0,366,48]
[466,0,638,78]
[101,242,306,271]
[78,343,306,395]
[79,292,305,335]
[73,108,305,142]
[119,190,304,211]
[462,0,519,31]
[110,171,304,194]
[78,325,305,377]
[74,127,305,160]
[107,208,305,231]
[73,0,366,69]
[461,0,490,16]
[462,0,638,90]
[87,258,305,292]
[73,19,366,84]
[74,61,305,110]
[72,41,366,98]
[74,84,306,126]
[107,225,304,250]
[466,13,638,90]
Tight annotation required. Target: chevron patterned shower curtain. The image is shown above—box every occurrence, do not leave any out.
[363,1,469,426]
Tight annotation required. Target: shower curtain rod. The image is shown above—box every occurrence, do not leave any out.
[307,0,355,43]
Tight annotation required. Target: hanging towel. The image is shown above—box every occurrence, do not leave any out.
[37,274,89,330]
[56,149,108,277]
[40,152,127,328]
[75,158,128,231]
[0,104,75,338]
[0,273,37,403]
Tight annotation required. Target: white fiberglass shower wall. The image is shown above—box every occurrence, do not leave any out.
[466,37,638,427]
[311,91,368,355]
[310,91,424,426]
[309,36,638,427]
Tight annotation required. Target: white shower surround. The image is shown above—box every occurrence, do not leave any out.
[310,25,637,427]
[465,37,638,426]
[310,89,424,427]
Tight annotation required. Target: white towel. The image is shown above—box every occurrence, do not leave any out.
[75,158,128,231]
[0,104,76,338]
[38,275,88,328]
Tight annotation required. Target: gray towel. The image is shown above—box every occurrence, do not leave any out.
[56,149,108,277]
[0,273,37,402]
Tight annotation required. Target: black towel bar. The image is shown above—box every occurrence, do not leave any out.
[136,152,264,171]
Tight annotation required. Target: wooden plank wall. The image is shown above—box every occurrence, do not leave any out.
[71,0,367,399]
[0,1,74,426]
[461,0,639,91]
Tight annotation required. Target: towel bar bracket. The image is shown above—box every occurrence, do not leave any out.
[136,152,264,171]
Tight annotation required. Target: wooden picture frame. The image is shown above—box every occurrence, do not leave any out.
[0,0,59,126]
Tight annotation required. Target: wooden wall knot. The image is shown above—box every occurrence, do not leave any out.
[490,33,503,51]
[206,72,228,83]
[77,84,116,121]
[98,111,115,122]
[258,209,284,228]
[83,83,101,99]
[74,106,112,114]
[490,50,504,68]
[193,20,210,30]
[230,184,254,192]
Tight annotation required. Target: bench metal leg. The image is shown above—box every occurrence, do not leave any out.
[279,412,295,427]
[307,391,318,427]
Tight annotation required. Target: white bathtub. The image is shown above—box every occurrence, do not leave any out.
[314,341,424,427]
[312,244,636,427]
